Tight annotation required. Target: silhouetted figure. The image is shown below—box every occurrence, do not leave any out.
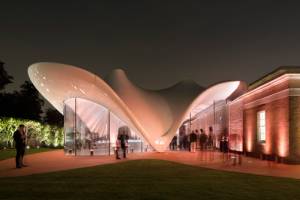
[119,134,129,158]
[178,125,186,150]
[224,136,229,153]
[118,126,130,158]
[189,131,197,152]
[199,129,207,150]
[220,135,226,152]
[195,129,199,149]
[170,136,177,150]
[208,126,214,149]
[13,124,27,168]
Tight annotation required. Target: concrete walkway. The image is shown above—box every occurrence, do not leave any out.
[1,150,300,179]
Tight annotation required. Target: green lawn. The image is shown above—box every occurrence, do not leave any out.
[0,159,300,200]
[0,148,57,161]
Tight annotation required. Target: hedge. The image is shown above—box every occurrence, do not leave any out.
[0,117,64,148]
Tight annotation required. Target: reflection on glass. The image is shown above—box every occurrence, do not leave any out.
[64,98,75,155]
[63,98,151,156]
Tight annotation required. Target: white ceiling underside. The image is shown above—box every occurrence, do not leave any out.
[28,62,243,152]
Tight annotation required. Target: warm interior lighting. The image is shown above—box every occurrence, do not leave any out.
[257,110,266,143]
[28,62,243,152]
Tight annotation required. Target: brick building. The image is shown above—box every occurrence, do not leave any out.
[229,67,300,163]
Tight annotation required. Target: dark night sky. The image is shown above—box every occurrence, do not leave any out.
[2,1,300,92]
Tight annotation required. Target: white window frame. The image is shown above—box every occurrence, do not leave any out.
[257,110,266,143]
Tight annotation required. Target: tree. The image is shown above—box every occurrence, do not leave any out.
[0,61,13,90]
[44,108,64,127]
[17,81,45,121]
[0,91,20,118]
[0,63,44,121]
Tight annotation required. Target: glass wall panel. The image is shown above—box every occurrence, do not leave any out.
[74,98,109,155]
[187,100,228,150]
[110,112,143,153]
[64,98,75,155]
[64,97,150,156]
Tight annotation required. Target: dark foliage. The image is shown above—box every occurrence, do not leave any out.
[44,108,64,127]
[0,81,44,121]
[0,61,13,90]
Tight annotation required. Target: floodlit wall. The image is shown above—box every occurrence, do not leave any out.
[228,99,243,151]
[229,73,300,163]
[243,97,289,158]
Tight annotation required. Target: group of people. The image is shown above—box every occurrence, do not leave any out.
[12,123,228,166]
[178,128,229,153]
[180,129,215,152]
[13,124,27,168]
[189,129,214,152]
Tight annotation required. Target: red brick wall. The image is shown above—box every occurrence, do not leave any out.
[289,96,300,162]
[243,97,289,158]
[229,75,300,163]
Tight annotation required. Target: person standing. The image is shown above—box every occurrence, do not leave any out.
[189,130,197,153]
[195,129,200,149]
[117,126,130,159]
[169,136,177,150]
[220,135,225,152]
[208,126,215,149]
[13,124,27,168]
[199,129,207,150]
[119,133,129,158]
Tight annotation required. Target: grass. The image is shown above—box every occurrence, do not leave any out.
[0,159,300,200]
[0,147,57,161]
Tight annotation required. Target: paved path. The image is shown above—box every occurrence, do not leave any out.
[1,150,300,179]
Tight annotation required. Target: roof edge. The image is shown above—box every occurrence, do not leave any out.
[249,66,300,90]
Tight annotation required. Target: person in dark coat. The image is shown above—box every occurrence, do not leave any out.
[169,136,177,150]
[219,135,223,152]
[119,133,129,158]
[189,131,197,152]
[117,126,130,158]
[13,124,27,168]
[199,129,207,150]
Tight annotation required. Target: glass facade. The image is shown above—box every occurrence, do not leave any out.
[64,98,150,156]
[189,100,228,149]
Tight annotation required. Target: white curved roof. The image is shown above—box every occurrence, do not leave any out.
[28,62,245,152]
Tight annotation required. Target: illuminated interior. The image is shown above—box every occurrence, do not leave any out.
[27,63,300,163]
[28,62,243,152]
[64,98,147,155]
